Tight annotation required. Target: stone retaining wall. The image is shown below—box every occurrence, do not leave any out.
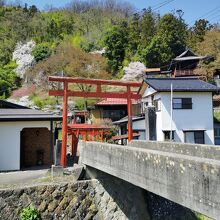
[0,178,148,220]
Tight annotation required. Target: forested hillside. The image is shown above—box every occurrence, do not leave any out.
[0,0,219,100]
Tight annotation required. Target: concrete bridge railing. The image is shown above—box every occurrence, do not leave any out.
[78,140,220,219]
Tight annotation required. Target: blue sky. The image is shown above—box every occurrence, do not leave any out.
[15,0,220,26]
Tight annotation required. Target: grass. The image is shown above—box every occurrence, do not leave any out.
[214,112,220,122]
[195,213,213,220]
[29,92,57,109]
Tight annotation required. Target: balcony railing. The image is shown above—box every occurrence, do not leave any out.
[174,69,195,76]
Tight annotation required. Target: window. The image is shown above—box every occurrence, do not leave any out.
[103,109,126,121]
[154,99,161,111]
[173,98,192,109]
[184,131,204,144]
[163,130,174,141]
[214,128,220,137]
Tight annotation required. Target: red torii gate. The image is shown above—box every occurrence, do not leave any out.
[48,76,141,167]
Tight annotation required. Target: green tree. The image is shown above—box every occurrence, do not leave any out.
[141,13,187,67]
[0,61,21,99]
[195,29,220,79]
[127,13,141,57]
[124,8,158,62]
[188,19,212,49]
[138,8,157,52]
[141,35,172,67]
[104,21,129,73]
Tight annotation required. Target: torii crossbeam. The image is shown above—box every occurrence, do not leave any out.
[48,76,141,167]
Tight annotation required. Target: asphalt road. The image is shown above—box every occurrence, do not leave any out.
[0,169,49,186]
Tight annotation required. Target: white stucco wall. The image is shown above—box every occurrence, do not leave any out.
[0,121,50,171]
[159,92,214,144]
[142,91,215,144]
[142,87,157,98]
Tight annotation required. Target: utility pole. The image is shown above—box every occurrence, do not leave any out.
[170,83,173,141]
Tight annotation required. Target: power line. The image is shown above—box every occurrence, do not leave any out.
[208,14,220,23]
[152,0,175,11]
[197,5,220,20]
[189,5,220,26]
[151,0,174,10]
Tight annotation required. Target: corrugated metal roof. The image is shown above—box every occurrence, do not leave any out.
[95,98,138,106]
[111,133,140,140]
[143,78,219,92]
[113,115,145,125]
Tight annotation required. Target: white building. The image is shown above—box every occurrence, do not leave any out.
[139,78,219,145]
[0,100,61,171]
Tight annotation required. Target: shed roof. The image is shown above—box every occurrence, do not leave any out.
[142,78,219,93]
[0,109,62,121]
[113,115,145,125]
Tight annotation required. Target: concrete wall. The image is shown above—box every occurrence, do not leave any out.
[0,121,50,171]
[130,140,220,160]
[142,91,214,144]
[79,141,220,219]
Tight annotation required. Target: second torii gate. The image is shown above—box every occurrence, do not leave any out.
[48,76,141,167]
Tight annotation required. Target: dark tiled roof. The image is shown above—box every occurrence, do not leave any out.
[0,109,62,121]
[173,49,207,61]
[177,49,196,57]
[143,78,220,92]
[0,100,29,109]
[173,56,207,61]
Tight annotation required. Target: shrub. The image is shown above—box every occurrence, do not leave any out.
[19,206,41,220]
[29,93,57,109]
[32,43,52,62]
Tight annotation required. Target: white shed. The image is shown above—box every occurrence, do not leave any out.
[0,100,61,171]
